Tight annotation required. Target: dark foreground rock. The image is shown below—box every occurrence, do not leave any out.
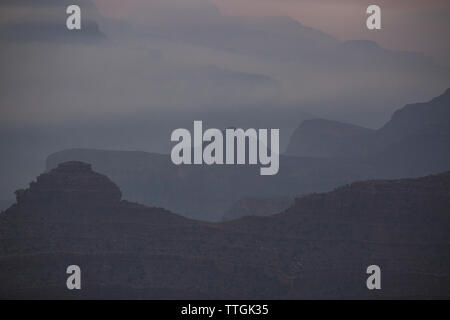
[0,162,449,299]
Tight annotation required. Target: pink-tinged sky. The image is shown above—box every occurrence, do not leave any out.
[93,0,450,65]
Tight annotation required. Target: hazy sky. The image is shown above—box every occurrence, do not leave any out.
[0,0,449,199]
[94,0,450,65]
[1,0,449,128]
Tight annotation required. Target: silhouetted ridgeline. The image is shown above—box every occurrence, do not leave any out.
[286,119,374,157]
[0,199,14,213]
[46,88,450,221]
[287,88,450,173]
[0,162,449,299]
[46,149,373,221]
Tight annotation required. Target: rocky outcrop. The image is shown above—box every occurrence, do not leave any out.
[14,161,122,209]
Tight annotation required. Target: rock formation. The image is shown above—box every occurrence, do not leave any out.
[14,162,122,209]
[0,163,449,299]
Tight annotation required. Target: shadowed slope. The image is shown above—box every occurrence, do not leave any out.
[0,163,449,299]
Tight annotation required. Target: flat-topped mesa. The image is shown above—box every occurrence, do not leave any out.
[15,161,122,207]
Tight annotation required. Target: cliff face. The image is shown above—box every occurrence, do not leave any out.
[0,164,449,299]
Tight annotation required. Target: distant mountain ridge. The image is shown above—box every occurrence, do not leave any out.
[2,0,450,209]
[285,119,373,158]
[46,89,450,221]
[378,87,450,140]
[286,88,450,178]
[46,149,374,221]
[1,162,449,298]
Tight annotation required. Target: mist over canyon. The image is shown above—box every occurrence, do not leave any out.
[1,0,450,204]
